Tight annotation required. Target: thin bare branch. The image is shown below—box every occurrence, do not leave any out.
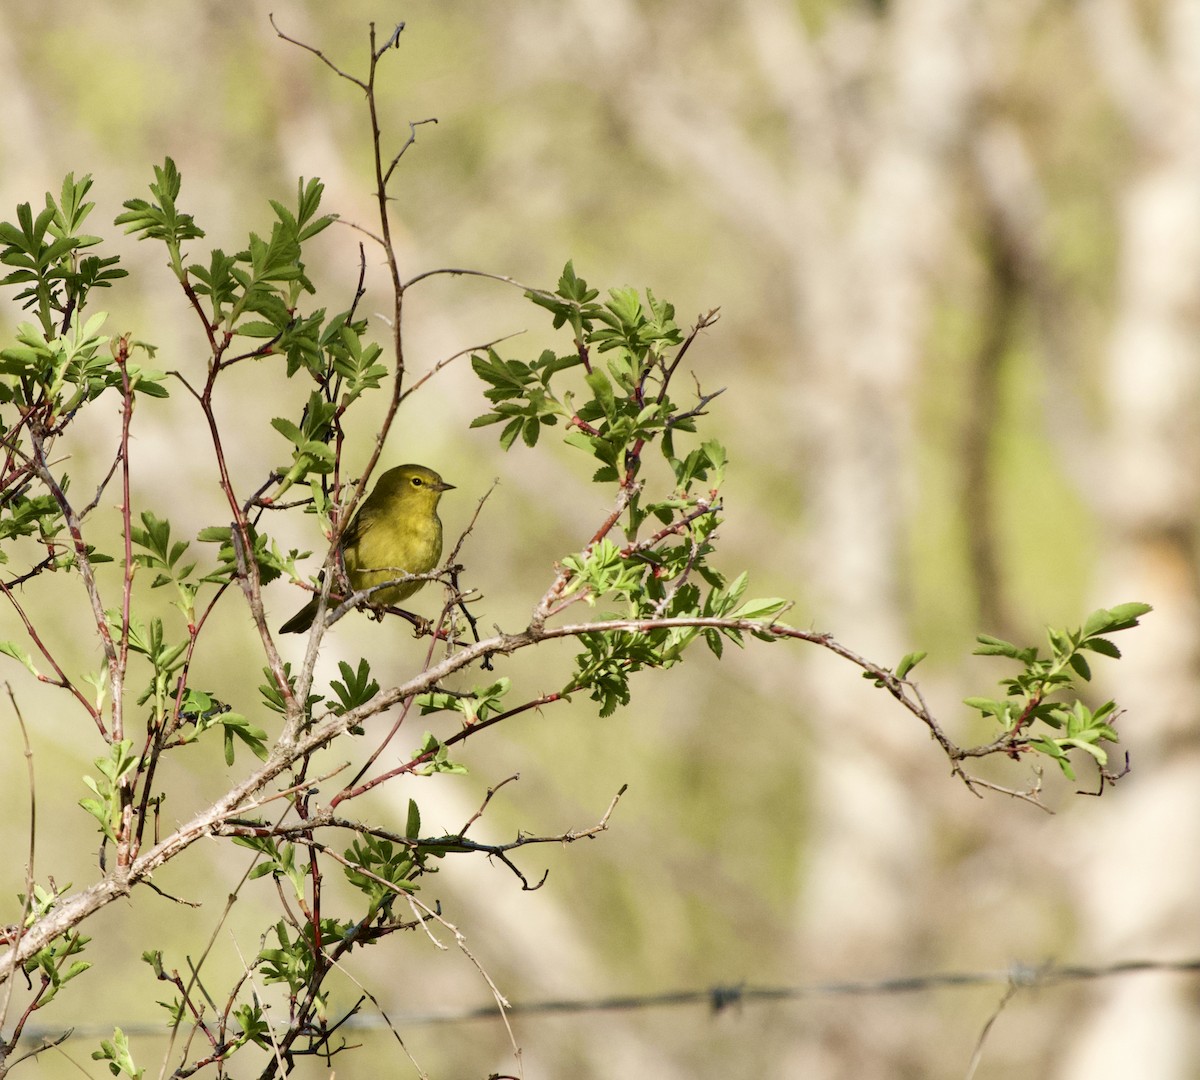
[0,684,36,1041]
[398,332,525,405]
[268,13,367,91]
[384,118,439,186]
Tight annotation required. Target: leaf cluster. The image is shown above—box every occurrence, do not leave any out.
[1,173,126,338]
[18,883,91,1011]
[461,263,791,718]
[962,602,1152,779]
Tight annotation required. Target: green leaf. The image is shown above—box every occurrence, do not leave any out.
[1079,636,1121,659]
[1082,602,1152,637]
[413,732,468,776]
[557,260,597,303]
[499,416,523,451]
[973,634,1035,662]
[1067,652,1092,681]
[895,651,927,679]
[270,416,304,444]
[91,1026,144,1080]
[79,740,138,841]
[963,696,1005,717]
[585,367,617,418]
[1031,737,1075,779]
[329,658,380,715]
[1046,626,1071,656]
[0,641,40,677]
[732,596,789,620]
[219,713,268,764]
[1060,738,1108,765]
[115,158,204,252]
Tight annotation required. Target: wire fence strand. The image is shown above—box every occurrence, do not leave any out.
[13,955,1200,1045]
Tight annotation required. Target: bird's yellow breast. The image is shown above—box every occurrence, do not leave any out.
[345,504,443,605]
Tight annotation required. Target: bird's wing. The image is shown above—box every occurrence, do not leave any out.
[339,505,375,550]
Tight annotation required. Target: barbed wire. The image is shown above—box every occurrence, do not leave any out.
[14,955,1200,1045]
[383,956,1200,1025]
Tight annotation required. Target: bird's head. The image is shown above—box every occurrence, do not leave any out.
[374,463,454,509]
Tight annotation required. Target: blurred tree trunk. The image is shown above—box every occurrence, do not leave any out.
[1056,2,1200,1075]
[511,0,994,1074]
[775,1,982,1076]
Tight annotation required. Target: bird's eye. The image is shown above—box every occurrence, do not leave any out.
[411,477,423,487]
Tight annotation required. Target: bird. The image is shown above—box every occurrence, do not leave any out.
[279,463,454,634]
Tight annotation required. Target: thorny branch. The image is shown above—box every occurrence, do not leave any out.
[0,598,1051,988]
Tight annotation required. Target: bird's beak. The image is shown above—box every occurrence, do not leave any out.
[436,480,455,492]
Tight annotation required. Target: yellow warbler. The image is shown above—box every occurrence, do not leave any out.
[279,464,454,634]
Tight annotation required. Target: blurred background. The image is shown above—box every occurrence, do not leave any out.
[1,1,1198,1077]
